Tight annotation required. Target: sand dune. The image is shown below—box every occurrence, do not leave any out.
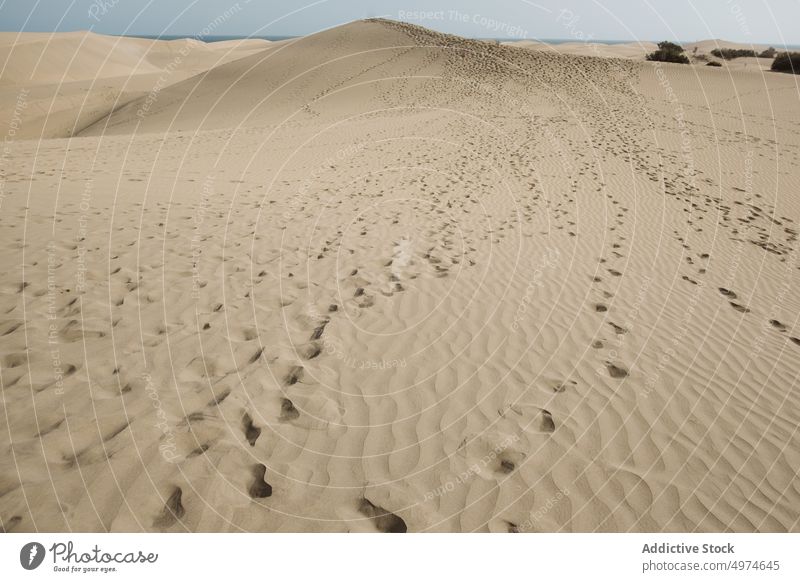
[1,19,800,533]
[683,39,772,55]
[0,31,270,139]
[505,39,658,60]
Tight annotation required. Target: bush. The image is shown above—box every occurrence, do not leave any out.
[759,47,777,58]
[710,48,757,59]
[706,61,722,67]
[646,41,690,64]
[771,52,800,74]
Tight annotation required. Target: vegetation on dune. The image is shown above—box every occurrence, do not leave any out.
[646,41,690,64]
[759,47,777,58]
[710,48,757,59]
[706,61,722,67]
[771,52,800,74]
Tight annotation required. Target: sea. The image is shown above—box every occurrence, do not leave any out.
[120,34,800,50]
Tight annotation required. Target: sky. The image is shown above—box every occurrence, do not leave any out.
[1,0,799,45]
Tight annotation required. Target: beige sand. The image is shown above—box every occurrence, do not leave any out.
[505,39,658,60]
[1,20,799,533]
[0,31,270,139]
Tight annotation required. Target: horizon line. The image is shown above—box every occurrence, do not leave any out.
[3,29,799,48]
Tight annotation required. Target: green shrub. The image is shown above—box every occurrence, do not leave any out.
[710,48,757,59]
[646,41,690,64]
[759,47,777,58]
[771,52,800,74]
[706,61,722,67]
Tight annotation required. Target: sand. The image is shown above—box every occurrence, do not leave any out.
[505,39,658,60]
[1,19,799,533]
[0,31,270,139]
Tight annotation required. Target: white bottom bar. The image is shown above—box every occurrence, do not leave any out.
[1,533,797,581]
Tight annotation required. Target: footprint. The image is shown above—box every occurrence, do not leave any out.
[718,287,737,299]
[498,459,516,474]
[547,379,576,393]
[540,409,556,433]
[279,398,300,421]
[299,342,322,360]
[1,515,21,533]
[1,322,21,336]
[283,365,304,385]
[248,348,264,364]
[729,302,750,314]
[606,363,629,379]
[248,464,272,498]
[60,320,106,341]
[608,322,627,335]
[769,319,787,332]
[2,353,28,368]
[357,498,407,533]
[242,413,261,446]
[152,486,185,529]
[356,295,375,308]
[208,389,231,406]
[594,303,608,313]
[310,321,328,340]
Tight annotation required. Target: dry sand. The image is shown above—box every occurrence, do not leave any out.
[0,31,270,139]
[1,19,799,533]
[505,39,658,60]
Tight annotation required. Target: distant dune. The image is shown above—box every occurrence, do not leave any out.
[505,37,781,66]
[1,19,799,533]
[0,31,270,139]
[504,39,658,59]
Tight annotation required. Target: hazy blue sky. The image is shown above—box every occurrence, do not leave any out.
[1,0,798,44]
